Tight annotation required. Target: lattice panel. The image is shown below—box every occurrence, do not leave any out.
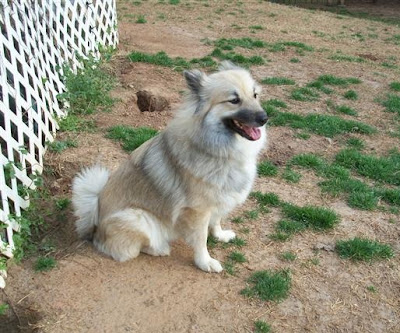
[0,0,118,257]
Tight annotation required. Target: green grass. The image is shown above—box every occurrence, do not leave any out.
[313,74,361,86]
[346,137,365,150]
[169,0,180,4]
[106,125,158,152]
[34,256,57,272]
[232,216,244,224]
[0,303,9,316]
[280,251,297,262]
[264,106,375,138]
[261,77,295,85]
[281,204,339,230]
[344,90,359,100]
[276,219,306,235]
[295,132,311,140]
[335,149,400,186]
[291,87,320,101]
[389,82,400,92]
[258,161,278,177]
[58,115,96,132]
[47,139,77,153]
[214,37,266,50]
[336,237,394,261]
[224,237,247,248]
[254,320,271,333]
[250,25,264,30]
[55,198,71,210]
[245,209,259,220]
[290,57,300,63]
[228,251,246,263]
[290,151,400,210]
[241,269,291,302]
[289,153,325,169]
[250,191,281,207]
[367,285,377,293]
[210,48,265,66]
[264,98,287,109]
[135,14,147,23]
[381,94,400,115]
[336,105,358,116]
[282,168,301,183]
[128,51,191,69]
[213,38,313,54]
[58,53,115,115]
[329,54,366,63]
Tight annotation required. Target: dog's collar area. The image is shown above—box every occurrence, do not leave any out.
[223,118,262,141]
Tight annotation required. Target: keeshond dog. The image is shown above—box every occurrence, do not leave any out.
[72,61,268,273]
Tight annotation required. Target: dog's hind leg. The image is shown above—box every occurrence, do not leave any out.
[209,214,236,243]
[94,209,157,262]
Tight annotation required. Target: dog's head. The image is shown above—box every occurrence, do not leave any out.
[183,61,267,142]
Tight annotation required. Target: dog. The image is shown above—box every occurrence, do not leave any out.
[72,61,268,273]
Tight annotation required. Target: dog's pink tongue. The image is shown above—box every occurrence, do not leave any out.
[242,125,261,141]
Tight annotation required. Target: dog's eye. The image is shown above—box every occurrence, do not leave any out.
[254,93,258,99]
[229,97,241,104]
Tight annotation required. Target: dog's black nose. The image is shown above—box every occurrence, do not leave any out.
[255,111,268,126]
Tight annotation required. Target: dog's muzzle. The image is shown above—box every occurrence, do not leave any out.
[223,109,268,141]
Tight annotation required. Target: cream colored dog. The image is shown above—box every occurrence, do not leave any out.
[72,61,268,272]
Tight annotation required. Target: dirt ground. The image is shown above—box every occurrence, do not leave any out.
[1,1,400,332]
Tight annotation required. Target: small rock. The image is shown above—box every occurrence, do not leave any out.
[136,90,169,112]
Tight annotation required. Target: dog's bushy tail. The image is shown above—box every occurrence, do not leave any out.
[72,165,109,239]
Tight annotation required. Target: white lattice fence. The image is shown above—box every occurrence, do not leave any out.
[0,0,118,257]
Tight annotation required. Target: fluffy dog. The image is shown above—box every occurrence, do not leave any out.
[72,61,268,272]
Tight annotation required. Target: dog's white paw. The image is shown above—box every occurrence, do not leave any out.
[195,256,223,273]
[214,229,236,243]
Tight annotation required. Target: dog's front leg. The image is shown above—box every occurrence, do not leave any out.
[209,214,236,243]
[179,208,223,273]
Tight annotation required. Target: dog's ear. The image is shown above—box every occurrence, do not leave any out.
[184,70,204,96]
[218,61,241,71]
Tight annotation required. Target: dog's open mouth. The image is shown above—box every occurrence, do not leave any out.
[224,119,262,141]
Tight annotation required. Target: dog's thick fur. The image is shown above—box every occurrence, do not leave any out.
[72,62,267,272]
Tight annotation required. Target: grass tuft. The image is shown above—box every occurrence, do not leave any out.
[241,269,291,302]
[329,54,365,63]
[279,251,297,262]
[228,251,247,263]
[346,137,365,150]
[34,256,57,272]
[282,168,301,183]
[106,126,158,151]
[58,53,115,115]
[336,237,394,261]
[335,149,400,186]
[389,81,400,92]
[336,105,358,116]
[254,320,271,333]
[266,108,375,137]
[381,94,400,115]
[344,90,359,100]
[291,87,320,101]
[258,161,278,177]
[281,204,339,230]
[250,191,281,207]
[261,77,295,85]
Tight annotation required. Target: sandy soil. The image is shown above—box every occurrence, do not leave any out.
[1,1,400,332]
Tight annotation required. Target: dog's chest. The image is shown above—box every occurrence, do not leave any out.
[198,160,256,212]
